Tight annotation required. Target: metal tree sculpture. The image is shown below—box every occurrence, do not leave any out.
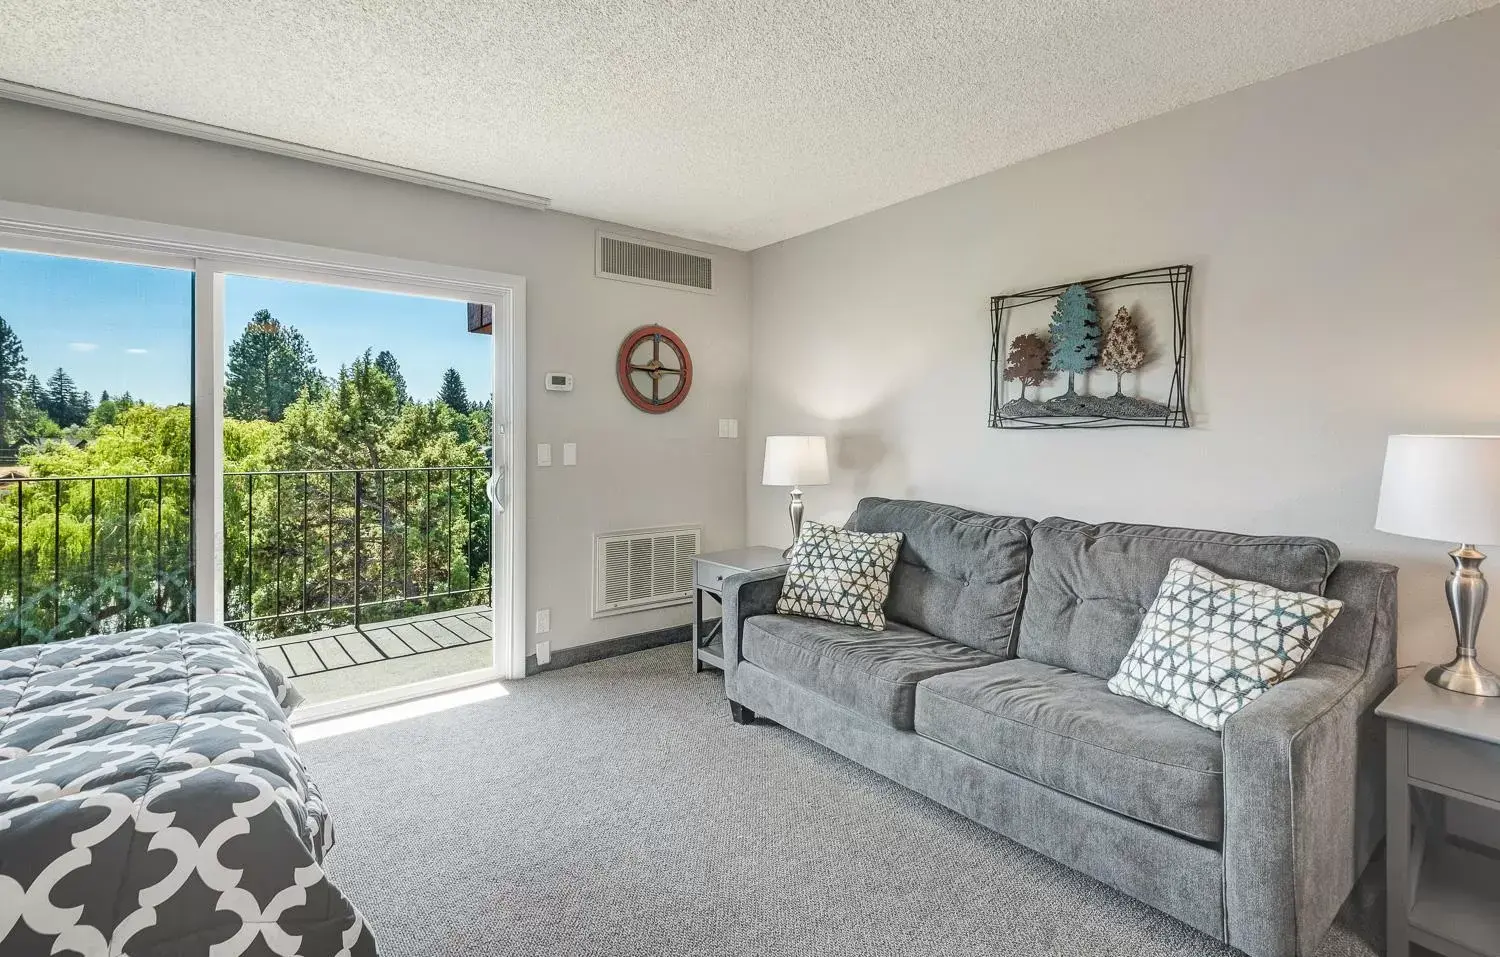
[1047,283,1101,395]
[1003,332,1051,401]
[1099,306,1148,395]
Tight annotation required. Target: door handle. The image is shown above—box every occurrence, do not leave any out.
[486,468,506,513]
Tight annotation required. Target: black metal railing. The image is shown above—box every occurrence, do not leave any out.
[0,465,491,648]
[0,472,194,646]
[224,466,491,638]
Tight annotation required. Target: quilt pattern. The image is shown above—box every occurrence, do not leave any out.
[0,624,376,956]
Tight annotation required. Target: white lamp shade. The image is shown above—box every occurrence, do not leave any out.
[762,435,829,487]
[1375,435,1500,545]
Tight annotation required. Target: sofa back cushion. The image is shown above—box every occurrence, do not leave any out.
[1017,517,1340,680]
[846,498,1034,656]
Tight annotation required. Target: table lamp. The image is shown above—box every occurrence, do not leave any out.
[762,435,829,558]
[1376,434,1500,696]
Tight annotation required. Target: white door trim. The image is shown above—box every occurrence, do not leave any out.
[192,269,227,623]
[0,200,530,692]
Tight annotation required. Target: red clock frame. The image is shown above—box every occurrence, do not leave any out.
[616,325,693,414]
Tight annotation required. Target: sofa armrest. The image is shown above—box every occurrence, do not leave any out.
[1220,563,1397,957]
[720,568,786,678]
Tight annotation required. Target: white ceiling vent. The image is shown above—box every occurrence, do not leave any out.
[596,232,714,293]
[593,524,701,617]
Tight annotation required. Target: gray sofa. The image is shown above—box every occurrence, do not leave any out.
[721,498,1397,957]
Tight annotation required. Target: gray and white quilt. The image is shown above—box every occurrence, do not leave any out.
[0,623,377,956]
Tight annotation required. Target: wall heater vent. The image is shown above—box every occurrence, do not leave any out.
[593,524,701,617]
[596,232,715,293]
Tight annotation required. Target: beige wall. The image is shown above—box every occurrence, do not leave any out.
[0,99,751,655]
[746,8,1500,667]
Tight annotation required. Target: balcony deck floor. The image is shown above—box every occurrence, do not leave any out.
[256,606,493,708]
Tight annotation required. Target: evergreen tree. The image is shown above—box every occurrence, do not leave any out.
[1099,306,1148,395]
[274,351,400,469]
[225,310,323,422]
[437,368,470,414]
[374,350,410,404]
[1047,283,1101,395]
[0,317,28,446]
[1002,332,1051,401]
[43,368,91,428]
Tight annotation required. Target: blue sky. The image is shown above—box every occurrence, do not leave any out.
[0,249,493,407]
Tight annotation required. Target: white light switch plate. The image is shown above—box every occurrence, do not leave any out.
[535,609,550,634]
[718,418,739,438]
[536,443,552,467]
[562,442,577,466]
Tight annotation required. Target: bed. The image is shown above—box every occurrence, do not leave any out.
[0,622,377,956]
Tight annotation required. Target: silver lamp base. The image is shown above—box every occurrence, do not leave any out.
[1427,658,1500,697]
[782,486,804,559]
[1428,544,1500,697]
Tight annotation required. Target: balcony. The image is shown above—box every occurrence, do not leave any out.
[0,465,493,705]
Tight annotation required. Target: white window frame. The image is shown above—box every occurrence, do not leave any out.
[0,200,529,714]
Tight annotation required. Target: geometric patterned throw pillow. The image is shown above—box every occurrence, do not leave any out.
[776,521,904,631]
[1106,557,1344,732]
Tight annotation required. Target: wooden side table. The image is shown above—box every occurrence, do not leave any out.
[1377,667,1500,957]
[691,546,787,673]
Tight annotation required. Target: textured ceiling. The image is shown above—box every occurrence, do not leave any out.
[0,0,1492,250]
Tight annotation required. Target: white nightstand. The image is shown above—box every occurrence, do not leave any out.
[1378,667,1500,957]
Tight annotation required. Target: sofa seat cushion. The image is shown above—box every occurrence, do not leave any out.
[741,614,999,730]
[915,658,1224,841]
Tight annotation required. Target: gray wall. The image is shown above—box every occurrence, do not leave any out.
[0,99,751,655]
[746,8,1500,667]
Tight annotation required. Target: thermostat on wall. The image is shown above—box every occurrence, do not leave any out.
[545,372,574,392]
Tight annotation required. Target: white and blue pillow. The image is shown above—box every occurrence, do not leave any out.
[1108,558,1343,731]
[777,521,903,631]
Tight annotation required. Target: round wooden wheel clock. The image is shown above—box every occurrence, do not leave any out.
[616,325,692,413]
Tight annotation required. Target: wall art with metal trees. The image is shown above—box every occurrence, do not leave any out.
[989,265,1191,429]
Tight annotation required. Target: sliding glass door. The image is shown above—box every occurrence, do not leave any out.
[216,271,501,707]
[0,247,195,643]
[0,214,523,716]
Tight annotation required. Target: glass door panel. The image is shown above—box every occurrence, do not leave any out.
[220,273,496,706]
[0,248,195,645]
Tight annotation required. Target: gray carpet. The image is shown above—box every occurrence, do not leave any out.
[301,644,1383,957]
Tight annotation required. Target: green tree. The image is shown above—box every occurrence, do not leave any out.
[230,355,489,636]
[437,368,470,414]
[374,350,409,405]
[1047,283,1101,394]
[88,393,138,430]
[0,317,28,448]
[1,405,195,645]
[272,351,401,470]
[225,311,323,422]
[14,394,60,445]
[43,368,92,428]
[0,342,493,647]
